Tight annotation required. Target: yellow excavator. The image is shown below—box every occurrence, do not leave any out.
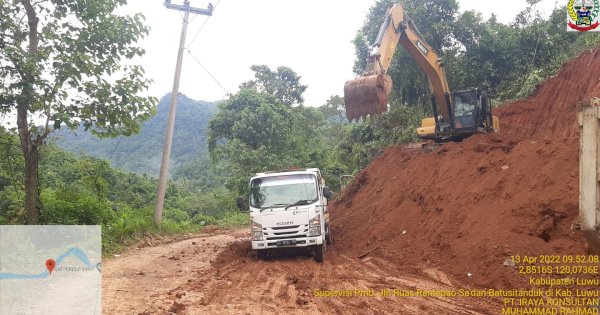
[344,4,499,141]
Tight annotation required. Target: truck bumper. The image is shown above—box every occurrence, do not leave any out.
[251,236,323,250]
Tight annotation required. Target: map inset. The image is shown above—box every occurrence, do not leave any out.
[0,225,101,315]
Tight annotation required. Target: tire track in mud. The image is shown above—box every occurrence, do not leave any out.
[104,230,503,314]
[102,230,245,314]
[270,274,287,301]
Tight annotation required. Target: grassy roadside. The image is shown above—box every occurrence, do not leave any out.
[102,209,249,255]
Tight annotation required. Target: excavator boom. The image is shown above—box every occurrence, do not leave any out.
[344,4,498,140]
[344,4,450,122]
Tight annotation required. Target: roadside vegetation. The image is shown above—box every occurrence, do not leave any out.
[0,129,248,253]
[1,0,599,253]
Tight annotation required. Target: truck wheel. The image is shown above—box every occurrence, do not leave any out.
[256,249,267,260]
[314,244,325,262]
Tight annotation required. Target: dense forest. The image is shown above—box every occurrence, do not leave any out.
[55,94,217,176]
[0,126,247,252]
[1,0,599,252]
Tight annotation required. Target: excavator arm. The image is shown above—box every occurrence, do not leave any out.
[345,4,498,141]
[344,4,452,123]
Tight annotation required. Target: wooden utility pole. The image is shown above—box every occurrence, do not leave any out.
[154,0,213,227]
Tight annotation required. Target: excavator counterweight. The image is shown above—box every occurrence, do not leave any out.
[344,74,392,121]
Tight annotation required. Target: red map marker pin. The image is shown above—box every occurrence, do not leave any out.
[46,259,56,274]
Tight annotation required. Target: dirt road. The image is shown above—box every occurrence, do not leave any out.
[103,229,502,314]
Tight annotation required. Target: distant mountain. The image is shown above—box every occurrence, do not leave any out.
[54,94,217,176]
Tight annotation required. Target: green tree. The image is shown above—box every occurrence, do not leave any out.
[208,84,354,194]
[0,0,156,223]
[208,63,345,194]
[353,0,600,106]
[240,65,307,106]
[208,88,300,192]
[319,95,347,124]
[0,127,24,221]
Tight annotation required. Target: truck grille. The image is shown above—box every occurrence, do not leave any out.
[270,225,300,230]
[263,225,308,241]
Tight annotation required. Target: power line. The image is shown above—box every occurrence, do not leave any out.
[109,136,123,161]
[182,1,229,95]
[186,0,221,49]
[186,48,230,95]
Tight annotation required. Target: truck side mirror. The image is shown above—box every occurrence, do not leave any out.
[323,186,331,199]
[236,196,247,212]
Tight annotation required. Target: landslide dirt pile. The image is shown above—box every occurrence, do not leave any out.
[331,47,600,289]
[496,47,600,140]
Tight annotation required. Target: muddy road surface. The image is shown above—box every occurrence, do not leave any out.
[103,229,502,314]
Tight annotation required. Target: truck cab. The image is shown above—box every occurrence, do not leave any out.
[237,168,331,262]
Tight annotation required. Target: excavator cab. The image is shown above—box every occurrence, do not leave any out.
[417,89,499,141]
[452,89,499,138]
[453,90,479,130]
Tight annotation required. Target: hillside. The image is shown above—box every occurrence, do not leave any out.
[330,47,600,289]
[54,94,217,176]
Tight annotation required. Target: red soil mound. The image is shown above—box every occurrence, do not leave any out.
[496,47,600,140]
[330,47,600,289]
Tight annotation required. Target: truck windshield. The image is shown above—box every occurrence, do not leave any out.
[250,174,318,209]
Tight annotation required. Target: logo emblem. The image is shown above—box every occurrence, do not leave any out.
[568,0,600,32]
[416,40,429,55]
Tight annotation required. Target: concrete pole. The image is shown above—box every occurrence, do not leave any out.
[154,5,190,227]
[154,1,213,227]
[578,98,600,253]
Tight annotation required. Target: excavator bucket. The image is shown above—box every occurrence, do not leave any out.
[344,74,393,121]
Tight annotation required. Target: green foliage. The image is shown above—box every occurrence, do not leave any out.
[217,211,250,228]
[209,89,296,152]
[101,206,201,254]
[0,0,156,223]
[354,0,600,106]
[164,208,190,223]
[208,62,423,194]
[352,33,370,74]
[0,130,239,252]
[0,189,24,224]
[497,5,600,100]
[40,188,115,225]
[0,0,156,136]
[319,95,348,124]
[191,214,218,226]
[55,94,217,175]
[208,80,350,194]
[240,65,307,106]
[102,207,155,251]
[332,105,421,171]
[0,127,24,221]
[173,157,218,191]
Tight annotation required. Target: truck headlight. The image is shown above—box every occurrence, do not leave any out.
[308,214,321,236]
[251,221,263,241]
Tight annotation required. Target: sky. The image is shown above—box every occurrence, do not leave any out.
[120,0,560,107]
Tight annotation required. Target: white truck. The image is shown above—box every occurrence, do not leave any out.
[237,168,332,262]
